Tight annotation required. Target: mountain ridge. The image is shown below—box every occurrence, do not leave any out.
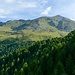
[0,15,75,32]
[0,15,75,40]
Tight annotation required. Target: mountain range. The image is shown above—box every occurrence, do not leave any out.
[0,15,75,75]
[0,15,75,41]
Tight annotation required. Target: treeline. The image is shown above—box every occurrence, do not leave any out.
[0,30,75,75]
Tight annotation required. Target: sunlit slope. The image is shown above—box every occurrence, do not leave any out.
[1,15,75,40]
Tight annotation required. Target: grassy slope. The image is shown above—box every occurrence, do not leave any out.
[0,16,69,41]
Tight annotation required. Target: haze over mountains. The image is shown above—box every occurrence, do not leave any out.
[0,15,75,40]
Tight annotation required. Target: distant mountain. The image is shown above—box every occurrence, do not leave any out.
[0,22,5,26]
[0,15,75,40]
[49,15,75,32]
[10,15,75,32]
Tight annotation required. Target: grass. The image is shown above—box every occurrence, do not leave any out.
[22,30,68,41]
[0,25,68,41]
[0,30,68,41]
[0,27,16,40]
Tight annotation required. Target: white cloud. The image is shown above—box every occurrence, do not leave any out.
[39,0,48,6]
[70,18,75,21]
[0,8,14,19]
[5,0,15,3]
[41,6,52,15]
[41,0,48,3]
[0,16,6,18]
[0,0,50,20]
[0,0,39,19]
[19,2,37,9]
[0,9,5,14]
[0,9,10,14]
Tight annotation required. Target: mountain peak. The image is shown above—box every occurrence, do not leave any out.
[53,15,64,18]
[55,15,62,17]
[51,15,65,21]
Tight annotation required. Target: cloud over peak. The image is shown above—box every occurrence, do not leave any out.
[41,6,52,15]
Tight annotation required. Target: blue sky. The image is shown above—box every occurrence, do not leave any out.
[0,0,75,21]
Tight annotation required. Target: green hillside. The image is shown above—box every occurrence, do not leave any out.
[0,15,75,40]
[50,15,75,32]
[0,29,75,75]
[13,15,75,32]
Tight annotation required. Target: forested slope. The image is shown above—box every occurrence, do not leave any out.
[0,30,75,75]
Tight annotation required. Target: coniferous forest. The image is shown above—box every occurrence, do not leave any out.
[0,30,75,75]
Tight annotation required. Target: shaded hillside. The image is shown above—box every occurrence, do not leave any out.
[37,15,75,32]
[0,30,75,75]
[0,22,5,26]
[50,15,75,32]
